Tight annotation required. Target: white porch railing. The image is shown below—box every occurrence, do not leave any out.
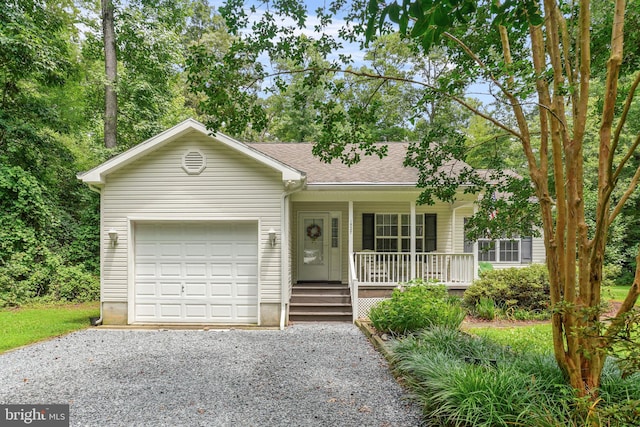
[353,252,474,286]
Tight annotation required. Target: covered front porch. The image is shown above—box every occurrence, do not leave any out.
[288,192,479,321]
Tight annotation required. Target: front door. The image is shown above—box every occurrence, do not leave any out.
[298,213,330,281]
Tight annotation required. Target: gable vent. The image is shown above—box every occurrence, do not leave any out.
[182,150,206,175]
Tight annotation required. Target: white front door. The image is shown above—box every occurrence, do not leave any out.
[298,213,330,281]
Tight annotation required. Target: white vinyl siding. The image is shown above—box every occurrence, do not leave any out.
[101,130,283,305]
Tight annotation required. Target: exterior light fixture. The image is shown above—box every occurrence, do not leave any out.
[268,228,277,248]
[108,228,118,247]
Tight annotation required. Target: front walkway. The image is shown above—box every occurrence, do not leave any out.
[0,324,421,426]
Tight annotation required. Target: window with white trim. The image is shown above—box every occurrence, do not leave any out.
[375,214,426,253]
[478,239,520,262]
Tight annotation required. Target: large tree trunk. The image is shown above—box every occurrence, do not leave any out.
[102,0,117,149]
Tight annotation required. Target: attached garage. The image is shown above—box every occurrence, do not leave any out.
[133,222,259,324]
[78,119,305,327]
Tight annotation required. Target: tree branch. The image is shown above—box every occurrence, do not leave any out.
[246,66,524,140]
[609,134,640,225]
[611,71,640,160]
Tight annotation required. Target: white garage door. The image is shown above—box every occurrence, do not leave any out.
[134,222,259,324]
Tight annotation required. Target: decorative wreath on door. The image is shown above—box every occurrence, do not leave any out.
[306,224,322,241]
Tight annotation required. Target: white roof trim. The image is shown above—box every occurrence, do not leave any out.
[77,118,304,184]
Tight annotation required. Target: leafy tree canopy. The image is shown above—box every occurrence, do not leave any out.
[193,0,640,404]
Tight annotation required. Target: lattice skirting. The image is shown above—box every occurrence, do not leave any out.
[357,297,389,319]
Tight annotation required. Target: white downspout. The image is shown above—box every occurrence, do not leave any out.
[88,184,104,326]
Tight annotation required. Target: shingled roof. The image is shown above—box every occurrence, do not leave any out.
[250,142,472,186]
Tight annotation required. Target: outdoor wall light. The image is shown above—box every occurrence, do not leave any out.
[268,228,277,248]
[108,228,118,247]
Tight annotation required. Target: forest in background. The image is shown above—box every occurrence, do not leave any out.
[2,0,639,307]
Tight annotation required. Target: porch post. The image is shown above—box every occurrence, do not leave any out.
[348,200,354,274]
[473,203,479,279]
[410,201,416,280]
[348,201,357,320]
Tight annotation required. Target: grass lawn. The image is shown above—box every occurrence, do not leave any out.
[0,302,99,354]
[467,286,637,354]
[602,285,636,302]
[468,324,553,353]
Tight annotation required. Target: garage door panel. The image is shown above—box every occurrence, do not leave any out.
[159,304,182,318]
[136,243,157,257]
[185,263,207,277]
[135,282,156,296]
[184,282,206,296]
[211,243,233,257]
[236,305,258,319]
[210,264,233,277]
[185,243,207,257]
[135,222,259,324]
[211,284,233,296]
[236,263,258,277]
[135,304,157,319]
[160,282,181,296]
[236,243,258,257]
[185,305,207,319]
[236,284,258,297]
[159,244,182,257]
[210,305,233,319]
[161,264,183,277]
[136,263,157,277]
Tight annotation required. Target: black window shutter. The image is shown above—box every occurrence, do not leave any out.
[425,214,437,252]
[362,213,375,250]
[521,236,532,263]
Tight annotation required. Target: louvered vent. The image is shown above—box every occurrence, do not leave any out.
[182,150,206,175]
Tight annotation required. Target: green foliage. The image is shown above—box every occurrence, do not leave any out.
[369,281,465,335]
[463,264,550,314]
[474,297,496,320]
[603,308,640,379]
[391,327,640,426]
[0,249,98,308]
[478,261,494,273]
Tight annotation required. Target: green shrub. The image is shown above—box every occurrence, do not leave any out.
[602,263,622,288]
[463,264,550,313]
[369,282,466,335]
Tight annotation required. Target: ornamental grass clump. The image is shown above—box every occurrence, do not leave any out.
[390,327,640,426]
[369,280,465,335]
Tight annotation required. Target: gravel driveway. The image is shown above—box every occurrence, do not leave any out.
[0,323,421,426]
